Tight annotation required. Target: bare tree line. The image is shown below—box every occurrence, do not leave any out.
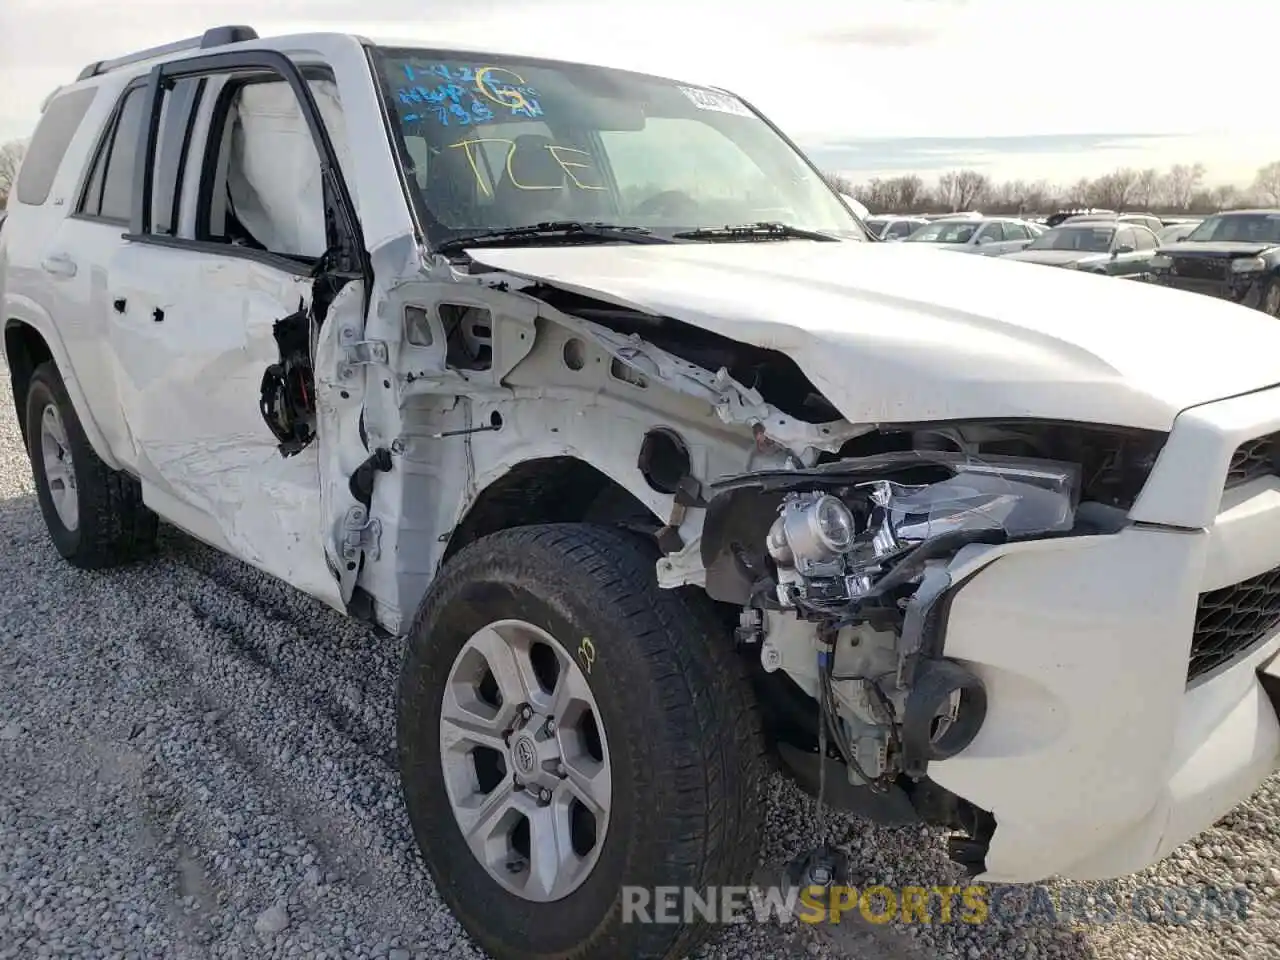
[5,129,1280,221]
[0,141,26,209]
[828,160,1280,216]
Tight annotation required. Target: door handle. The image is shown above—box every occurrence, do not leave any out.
[41,254,78,278]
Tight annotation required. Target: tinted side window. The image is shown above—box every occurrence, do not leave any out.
[14,87,97,206]
[977,222,1004,242]
[100,87,147,222]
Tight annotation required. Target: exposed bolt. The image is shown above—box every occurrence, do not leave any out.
[538,787,552,804]
[554,761,566,777]
[519,704,533,722]
[761,644,782,672]
[543,717,556,736]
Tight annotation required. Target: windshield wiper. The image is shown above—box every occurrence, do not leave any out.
[436,221,669,256]
[671,221,840,242]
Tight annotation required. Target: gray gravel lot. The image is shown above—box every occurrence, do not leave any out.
[0,359,1278,960]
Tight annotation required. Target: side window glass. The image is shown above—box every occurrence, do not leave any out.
[1116,227,1136,250]
[151,79,206,237]
[977,222,1003,242]
[1134,228,1157,250]
[1005,222,1029,240]
[79,85,146,222]
[196,76,345,260]
[15,87,97,206]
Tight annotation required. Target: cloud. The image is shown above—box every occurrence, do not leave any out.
[1,0,1278,181]
[816,23,939,48]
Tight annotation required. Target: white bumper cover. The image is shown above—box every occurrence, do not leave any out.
[933,385,1280,882]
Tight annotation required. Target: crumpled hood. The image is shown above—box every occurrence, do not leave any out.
[468,241,1280,431]
[1159,241,1278,258]
[1003,248,1102,266]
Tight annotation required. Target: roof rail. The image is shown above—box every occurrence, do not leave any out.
[75,25,259,82]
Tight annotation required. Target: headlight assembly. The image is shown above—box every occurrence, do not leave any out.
[1231,257,1268,273]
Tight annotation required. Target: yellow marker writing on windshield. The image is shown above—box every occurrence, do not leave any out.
[473,66,534,115]
[449,137,605,194]
[545,146,607,191]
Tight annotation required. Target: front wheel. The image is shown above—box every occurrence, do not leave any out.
[397,523,765,960]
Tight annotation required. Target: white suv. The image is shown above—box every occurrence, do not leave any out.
[5,24,1280,960]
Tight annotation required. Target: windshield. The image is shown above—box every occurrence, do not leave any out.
[373,48,866,247]
[1185,213,1280,244]
[904,221,977,243]
[1027,226,1114,252]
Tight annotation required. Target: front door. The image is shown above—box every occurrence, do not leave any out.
[104,51,368,609]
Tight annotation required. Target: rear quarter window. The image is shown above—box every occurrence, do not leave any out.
[14,87,97,206]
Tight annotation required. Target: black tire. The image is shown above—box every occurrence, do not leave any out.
[25,362,157,568]
[398,523,765,960]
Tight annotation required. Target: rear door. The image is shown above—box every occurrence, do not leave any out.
[104,50,368,608]
[6,83,138,466]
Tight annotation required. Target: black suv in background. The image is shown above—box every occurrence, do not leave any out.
[1149,210,1280,315]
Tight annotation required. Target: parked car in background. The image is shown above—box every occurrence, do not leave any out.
[1149,210,1280,314]
[1046,207,1115,227]
[1003,222,1162,277]
[1062,212,1164,234]
[865,215,930,241]
[1157,219,1203,245]
[902,216,1044,255]
[920,210,983,221]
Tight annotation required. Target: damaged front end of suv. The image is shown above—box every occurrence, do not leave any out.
[691,421,1164,873]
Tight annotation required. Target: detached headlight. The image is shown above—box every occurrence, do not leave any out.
[872,459,1079,548]
[1150,254,1172,269]
[1232,257,1268,273]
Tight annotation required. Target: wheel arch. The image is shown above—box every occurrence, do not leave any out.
[3,312,121,469]
[441,455,663,565]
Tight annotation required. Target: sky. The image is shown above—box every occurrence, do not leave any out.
[3,0,1279,189]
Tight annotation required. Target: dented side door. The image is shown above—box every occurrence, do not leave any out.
[107,49,371,610]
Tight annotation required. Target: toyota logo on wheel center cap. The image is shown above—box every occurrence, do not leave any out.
[512,735,538,776]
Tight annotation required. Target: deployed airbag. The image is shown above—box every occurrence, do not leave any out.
[226,79,353,258]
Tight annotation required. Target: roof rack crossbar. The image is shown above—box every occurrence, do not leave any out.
[76,25,259,81]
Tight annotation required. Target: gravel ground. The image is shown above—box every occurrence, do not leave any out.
[1,358,1279,960]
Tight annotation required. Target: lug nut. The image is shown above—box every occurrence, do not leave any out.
[543,718,556,736]
[538,787,552,804]
[519,705,533,722]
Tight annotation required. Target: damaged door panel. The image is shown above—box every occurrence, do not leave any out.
[106,244,345,606]
[107,48,372,610]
